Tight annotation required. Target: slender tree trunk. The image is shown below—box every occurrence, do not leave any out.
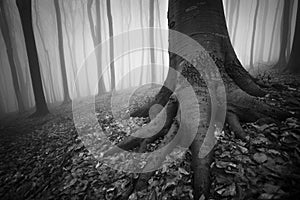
[87,0,106,94]
[61,1,80,98]
[106,0,116,91]
[54,0,71,102]
[227,0,236,37]
[16,0,49,116]
[0,1,25,112]
[286,0,300,73]
[127,0,132,87]
[275,0,291,68]
[34,0,55,103]
[156,0,166,81]
[232,0,240,46]
[268,0,281,62]
[81,2,91,95]
[149,0,156,84]
[249,0,260,69]
[258,0,269,62]
[286,0,295,59]
[231,0,240,46]
[139,0,145,86]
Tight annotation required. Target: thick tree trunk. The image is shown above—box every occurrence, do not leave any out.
[286,0,300,74]
[16,0,49,117]
[54,0,71,102]
[106,0,116,91]
[0,1,25,112]
[121,0,291,199]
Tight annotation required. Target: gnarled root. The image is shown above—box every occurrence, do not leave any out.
[107,86,292,200]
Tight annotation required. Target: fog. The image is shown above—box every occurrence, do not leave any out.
[0,0,298,115]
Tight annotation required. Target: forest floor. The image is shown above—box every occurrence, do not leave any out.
[1,71,300,200]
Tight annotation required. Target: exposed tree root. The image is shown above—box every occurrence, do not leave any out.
[119,86,293,199]
[130,86,173,118]
[104,96,178,157]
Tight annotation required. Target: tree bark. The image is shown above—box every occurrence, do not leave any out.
[0,1,25,112]
[106,0,116,91]
[16,0,49,117]
[54,0,71,102]
[124,0,291,199]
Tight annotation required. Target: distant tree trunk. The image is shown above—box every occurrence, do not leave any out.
[149,0,156,84]
[268,0,281,62]
[34,0,55,103]
[16,0,49,116]
[139,0,145,86]
[106,0,116,91]
[70,4,81,98]
[227,0,236,37]
[156,0,166,81]
[120,0,125,87]
[249,0,259,69]
[286,0,300,74]
[61,1,80,98]
[0,1,25,112]
[258,0,269,62]
[81,2,91,95]
[127,0,132,87]
[54,0,71,102]
[87,0,106,94]
[232,0,240,46]
[286,0,295,59]
[275,0,291,68]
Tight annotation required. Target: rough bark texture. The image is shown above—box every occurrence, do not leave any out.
[54,0,71,102]
[0,1,25,112]
[16,0,49,117]
[124,0,292,199]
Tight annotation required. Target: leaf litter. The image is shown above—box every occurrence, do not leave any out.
[0,74,300,199]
